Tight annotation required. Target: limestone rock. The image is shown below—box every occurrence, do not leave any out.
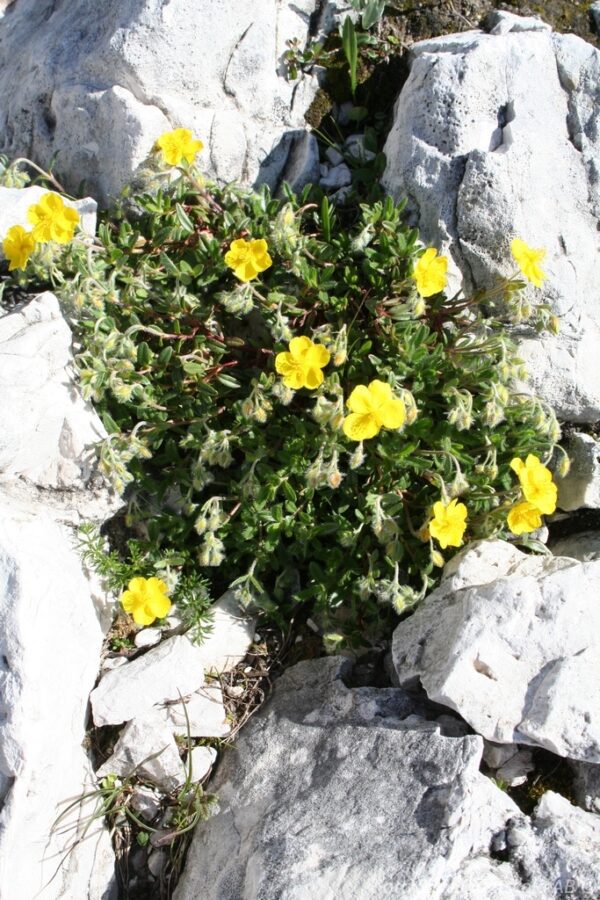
[185,746,217,784]
[96,714,185,793]
[174,657,518,899]
[90,635,206,727]
[191,589,255,674]
[495,749,535,788]
[0,0,324,204]
[382,18,600,422]
[161,684,230,739]
[0,499,116,899]
[507,791,600,898]
[571,759,600,814]
[320,162,352,190]
[134,627,162,649]
[392,541,600,762]
[484,10,551,35]
[550,530,600,561]
[556,432,600,511]
[0,292,107,490]
[130,785,162,822]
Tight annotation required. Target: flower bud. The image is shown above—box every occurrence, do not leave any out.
[348,442,365,470]
[431,549,445,568]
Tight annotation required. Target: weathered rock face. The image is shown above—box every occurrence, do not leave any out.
[0,291,108,491]
[392,541,600,763]
[174,657,520,900]
[382,14,600,422]
[0,0,326,204]
[0,499,116,900]
[175,657,600,899]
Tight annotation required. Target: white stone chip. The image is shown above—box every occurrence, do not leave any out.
[96,714,186,793]
[90,635,206,727]
[185,746,218,783]
[161,684,231,738]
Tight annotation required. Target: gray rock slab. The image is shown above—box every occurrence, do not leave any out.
[507,791,600,898]
[90,635,206,727]
[174,657,517,899]
[392,541,600,762]
[0,0,324,204]
[96,714,186,793]
[382,18,600,422]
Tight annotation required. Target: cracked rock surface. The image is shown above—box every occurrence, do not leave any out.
[0,498,117,899]
[392,540,600,764]
[0,0,324,204]
[382,14,600,422]
[174,657,600,899]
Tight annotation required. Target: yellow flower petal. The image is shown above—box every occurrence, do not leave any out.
[289,335,313,357]
[510,454,557,515]
[346,384,373,415]
[511,238,547,288]
[343,412,380,441]
[225,237,272,282]
[26,192,79,244]
[2,225,36,271]
[413,247,448,298]
[379,397,406,430]
[156,128,203,166]
[119,576,170,626]
[429,498,467,549]
[507,501,543,535]
[275,336,330,390]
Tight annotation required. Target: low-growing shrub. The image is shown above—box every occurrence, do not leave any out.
[2,143,561,646]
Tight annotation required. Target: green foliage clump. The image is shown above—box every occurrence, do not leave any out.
[16,158,558,646]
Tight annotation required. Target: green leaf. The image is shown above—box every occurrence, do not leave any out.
[175,203,195,234]
[342,16,358,98]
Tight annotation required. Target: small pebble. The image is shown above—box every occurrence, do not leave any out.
[325,146,344,166]
[134,627,162,649]
[101,656,129,672]
[148,849,167,878]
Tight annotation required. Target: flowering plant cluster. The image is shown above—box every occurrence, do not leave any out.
[2,132,561,644]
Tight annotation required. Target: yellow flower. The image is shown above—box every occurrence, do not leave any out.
[27,192,80,244]
[155,128,204,167]
[2,225,36,271]
[510,454,557,515]
[224,238,272,282]
[275,336,330,390]
[511,238,546,288]
[507,501,543,535]
[413,248,448,298]
[343,380,406,441]
[120,576,171,626]
[429,498,467,549]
